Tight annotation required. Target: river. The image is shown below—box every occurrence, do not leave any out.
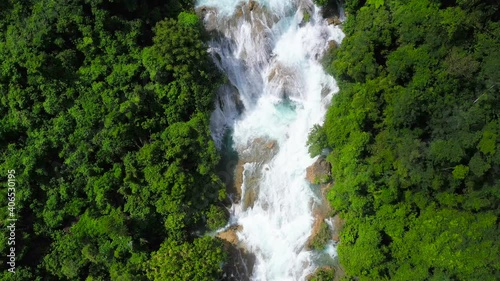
[196,0,344,280]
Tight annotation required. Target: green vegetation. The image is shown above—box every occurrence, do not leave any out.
[146,236,226,281]
[311,0,500,280]
[0,0,227,280]
[310,221,332,251]
[308,266,335,281]
[303,11,311,23]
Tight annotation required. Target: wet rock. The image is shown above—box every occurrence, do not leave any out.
[326,16,342,26]
[236,163,262,210]
[306,214,327,249]
[218,225,243,245]
[196,6,218,32]
[307,212,344,249]
[219,84,245,115]
[221,243,256,281]
[241,165,260,210]
[234,6,244,18]
[266,141,275,149]
[328,40,338,51]
[305,159,339,251]
[232,1,266,22]
[266,64,302,98]
[307,188,333,250]
[248,0,257,11]
[197,1,275,63]
[217,225,256,281]
[321,86,332,98]
[240,138,279,163]
[242,188,258,209]
[306,157,331,184]
[232,138,279,208]
[233,161,245,199]
[267,68,278,82]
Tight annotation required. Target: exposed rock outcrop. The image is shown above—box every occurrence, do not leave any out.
[248,0,257,11]
[306,210,344,248]
[306,214,328,250]
[217,225,256,281]
[239,138,279,163]
[197,6,218,32]
[266,64,302,99]
[328,40,338,51]
[233,138,279,209]
[305,157,342,251]
[326,16,342,26]
[222,244,256,281]
[217,225,243,245]
[305,156,331,185]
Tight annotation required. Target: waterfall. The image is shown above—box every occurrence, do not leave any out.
[196,0,344,280]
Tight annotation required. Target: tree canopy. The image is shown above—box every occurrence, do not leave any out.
[0,0,228,280]
[311,0,500,280]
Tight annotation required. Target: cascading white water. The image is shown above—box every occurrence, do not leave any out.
[197,0,344,280]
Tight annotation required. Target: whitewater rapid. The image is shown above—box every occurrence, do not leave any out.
[197,0,344,280]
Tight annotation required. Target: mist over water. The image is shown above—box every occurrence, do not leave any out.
[196,0,344,279]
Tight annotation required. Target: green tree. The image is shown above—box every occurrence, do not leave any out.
[147,236,226,281]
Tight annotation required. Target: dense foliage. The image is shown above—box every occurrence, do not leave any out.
[311,0,500,280]
[0,0,228,280]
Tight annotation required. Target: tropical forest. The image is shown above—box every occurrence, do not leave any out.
[0,0,498,280]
